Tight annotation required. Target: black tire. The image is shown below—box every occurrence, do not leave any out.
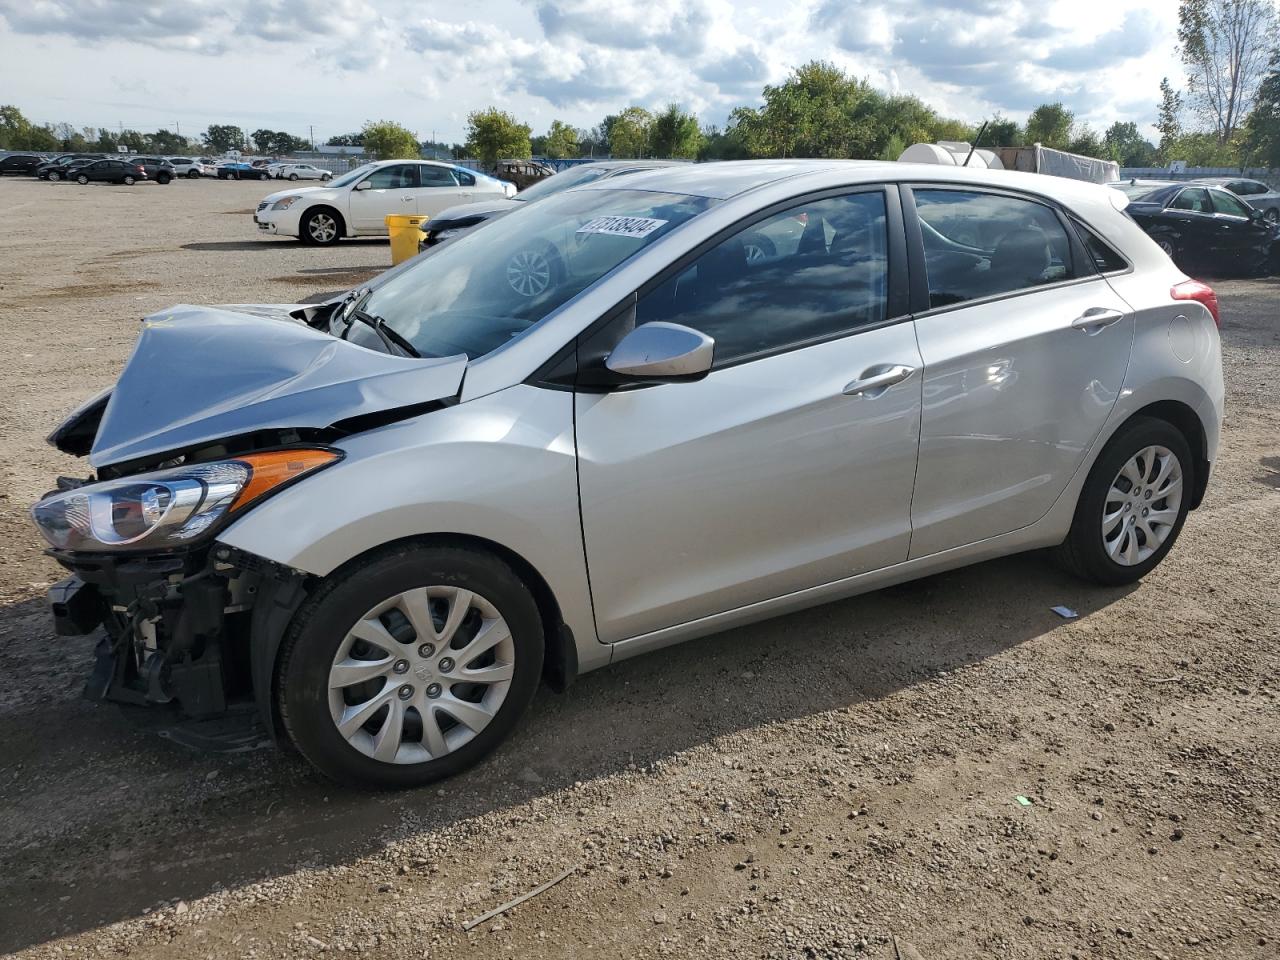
[187,169,201,179]
[157,173,171,185]
[1056,416,1194,586]
[321,173,332,181]
[123,175,136,185]
[288,173,300,181]
[300,207,343,245]
[277,544,545,788]
[47,171,61,182]
[76,174,88,185]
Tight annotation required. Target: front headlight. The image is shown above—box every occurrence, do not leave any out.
[272,195,303,210]
[31,448,340,553]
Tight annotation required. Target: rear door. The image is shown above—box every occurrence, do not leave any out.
[904,185,1133,558]
[576,187,923,641]
[348,164,418,233]
[413,165,470,217]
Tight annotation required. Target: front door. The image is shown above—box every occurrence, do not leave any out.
[1207,187,1272,269]
[905,186,1133,558]
[348,164,419,234]
[575,188,924,642]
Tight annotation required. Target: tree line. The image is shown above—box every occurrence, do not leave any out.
[4,1,1279,170]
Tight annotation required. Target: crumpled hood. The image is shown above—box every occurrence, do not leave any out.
[87,304,466,469]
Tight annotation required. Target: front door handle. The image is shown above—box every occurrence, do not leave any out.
[1071,308,1125,333]
[401,195,414,202]
[843,364,916,397]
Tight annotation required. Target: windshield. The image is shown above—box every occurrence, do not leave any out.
[1115,182,1175,201]
[515,164,619,203]
[351,188,714,359]
[327,163,377,188]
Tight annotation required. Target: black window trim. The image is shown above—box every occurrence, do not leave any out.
[900,181,1104,320]
[1066,214,1133,279]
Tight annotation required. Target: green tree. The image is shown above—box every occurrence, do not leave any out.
[649,104,704,158]
[730,60,880,158]
[1024,103,1074,149]
[1068,125,1105,157]
[1178,0,1277,143]
[1102,121,1157,166]
[203,124,245,153]
[1243,52,1280,166]
[147,129,191,153]
[0,105,32,150]
[543,119,578,159]
[608,106,654,157]
[465,108,532,166]
[697,123,749,161]
[1156,77,1185,163]
[251,128,275,153]
[361,120,420,160]
[984,114,1024,148]
[326,132,364,147]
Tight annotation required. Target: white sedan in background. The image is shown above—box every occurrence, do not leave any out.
[276,163,333,181]
[253,159,515,245]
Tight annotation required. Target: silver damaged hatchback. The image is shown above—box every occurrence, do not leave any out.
[33,161,1225,787]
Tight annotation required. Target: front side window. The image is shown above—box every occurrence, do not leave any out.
[1170,188,1211,213]
[1210,189,1251,218]
[914,189,1077,308]
[355,188,713,359]
[635,191,889,366]
[418,165,458,187]
[454,168,476,187]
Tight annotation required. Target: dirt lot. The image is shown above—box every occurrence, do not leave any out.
[0,175,1277,960]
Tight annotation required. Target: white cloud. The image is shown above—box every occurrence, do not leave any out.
[0,0,1182,142]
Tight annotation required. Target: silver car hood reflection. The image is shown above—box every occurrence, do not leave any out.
[89,304,467,469]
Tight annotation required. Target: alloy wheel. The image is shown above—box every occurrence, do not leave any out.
[1156,239,1175,257]
[327,586,515,764]
[1267,208,1279,223]
[506,249,552,297]
[308,213,337,243]
[1102,445,1183,566]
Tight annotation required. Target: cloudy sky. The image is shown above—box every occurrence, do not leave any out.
[0,0,1182,144]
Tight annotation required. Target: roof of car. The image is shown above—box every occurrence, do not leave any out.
[580,159,1130,202]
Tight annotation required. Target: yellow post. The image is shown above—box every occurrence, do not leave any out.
[385,215,428,265]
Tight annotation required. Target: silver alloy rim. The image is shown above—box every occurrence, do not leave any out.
[48,172,59,181]
[1157,239,1175,256]
[1267,208,1279,223]
[507,249,552,297]
[744,242,768,263]
[1103,444,1183,566]
[327,586,514,765]
[77,176,87,184]
[309,213,337,243]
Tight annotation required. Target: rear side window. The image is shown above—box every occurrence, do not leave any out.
[635,191,889,366]
[913,189,1078,308]
[418,165,457,187]
[1070,218,1128,273]
[1170,188,1210,212]
[454,168,476,186]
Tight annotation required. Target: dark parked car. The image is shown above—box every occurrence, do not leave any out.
[37,154,104,180]
[127,157,176,184]
[0,154,43,175]
[216,161,272,180]
[70,159,149,185]
[1126,182,1280,275]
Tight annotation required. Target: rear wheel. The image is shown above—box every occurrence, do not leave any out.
[289,173,300,181]
[76,174,88,185]
[187,169,201,179]
[123,175,136,185]
[47,171,61,182]
[278,545,544,788]
[157,173,171,185]
[1056,417,1193,585]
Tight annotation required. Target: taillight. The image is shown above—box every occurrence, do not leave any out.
[1171,279,1220,328]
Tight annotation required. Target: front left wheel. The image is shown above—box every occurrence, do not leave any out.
[278,545,545,788]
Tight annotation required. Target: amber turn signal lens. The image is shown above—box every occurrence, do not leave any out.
[229,449,341,512]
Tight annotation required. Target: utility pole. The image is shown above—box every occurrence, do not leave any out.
[310,124,315,150]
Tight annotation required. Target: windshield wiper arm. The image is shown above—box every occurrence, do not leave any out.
[349,309,420,358]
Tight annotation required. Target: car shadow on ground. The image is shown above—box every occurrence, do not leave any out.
[0,550,1136,953]
[180,240,388,253]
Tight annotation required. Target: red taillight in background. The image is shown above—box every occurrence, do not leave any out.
[1171,279,1220,328]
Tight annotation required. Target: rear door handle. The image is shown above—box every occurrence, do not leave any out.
[843,364,916,397]
[1071,308,1125,333]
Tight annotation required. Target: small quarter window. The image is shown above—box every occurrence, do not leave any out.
[1070,218,1128,273]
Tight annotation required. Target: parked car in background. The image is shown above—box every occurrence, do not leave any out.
[1196,177,1280,222]
[36,161,1223,788]
[71,159,149,185]
[421,160,681,248]
[1125,182,1280,275]
[253,159,512,245]
[0,154,43,175]
[165,157,209,179]
[1107,178,1180,200]
[128,158,176,184]
[37,154,103,180]
[216,161,272,181]
[491,158,556,190]
[276,163,333,181]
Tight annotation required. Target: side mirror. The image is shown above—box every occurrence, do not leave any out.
[354,180,372,191]
[605,322,714,383]
[1250,207,1265,221]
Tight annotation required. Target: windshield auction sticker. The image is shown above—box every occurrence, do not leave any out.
[576,216,669,239]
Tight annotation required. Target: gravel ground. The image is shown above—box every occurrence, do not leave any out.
[0,175,1277,960]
